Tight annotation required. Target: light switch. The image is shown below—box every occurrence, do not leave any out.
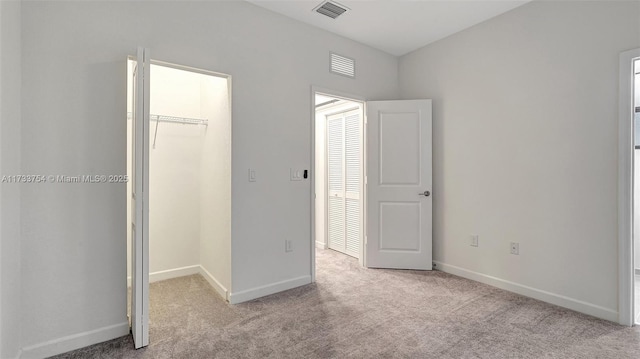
[290,168,302,181]
[249,169,256,182]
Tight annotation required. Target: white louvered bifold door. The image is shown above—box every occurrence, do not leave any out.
[327,115,345,253]
[326,109,362,259]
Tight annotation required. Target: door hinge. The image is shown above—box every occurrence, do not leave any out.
[364,235,368,244]
[364,176,368,185]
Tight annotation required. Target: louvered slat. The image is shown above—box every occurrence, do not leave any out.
[345,113,360,194]
[328,196,345,251]
[327,118,343,192]
[326,109,360,259]
[345,198,359,257]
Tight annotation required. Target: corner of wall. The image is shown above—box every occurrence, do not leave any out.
[0,0,22,357]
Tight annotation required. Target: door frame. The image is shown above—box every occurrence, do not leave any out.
[127,53,233,345]
[618,47,640,327]
[310,86,366,282]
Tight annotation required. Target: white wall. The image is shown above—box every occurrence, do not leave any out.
[399,0,640,319]
[0,1,22,358]
[148,65,204,274]
[19,0,398,353]
[200,75,232,293]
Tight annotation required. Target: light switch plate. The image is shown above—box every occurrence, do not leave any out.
[248,169,256,182]
[470,235,478,247]
[290,168,302,181]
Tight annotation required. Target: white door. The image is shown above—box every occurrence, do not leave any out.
[130,46,150,348]
[366,100,432,270]
[326,108,362,259]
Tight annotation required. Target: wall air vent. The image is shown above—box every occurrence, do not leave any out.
[330,52,356,78]
[314,1,349,20]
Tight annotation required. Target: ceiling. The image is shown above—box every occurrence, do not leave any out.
[247,0,531,56]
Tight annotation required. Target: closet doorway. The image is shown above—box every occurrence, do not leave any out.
[314,91,365,266]
[126,54,232,348]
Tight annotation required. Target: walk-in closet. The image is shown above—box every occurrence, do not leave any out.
[126,60,232,323]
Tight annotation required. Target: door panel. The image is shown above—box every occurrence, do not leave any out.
[345,197,360,257]
[326,109,362,259]
[379,112,420,185]
[328,196,345,252]
[366,100,432,270]
[327,115,345,253]
[131,46,150,349]
[379,202,421,251]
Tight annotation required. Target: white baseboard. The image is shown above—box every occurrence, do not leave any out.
[149,265,200,283]
[21,266,228,358]
[315,240,327,249]
[19,321,129,359]
[199,266,229,301]
[228,275,311,304]
[433,261,618,323]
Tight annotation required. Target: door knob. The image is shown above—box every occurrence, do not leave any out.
[419,190,430,197]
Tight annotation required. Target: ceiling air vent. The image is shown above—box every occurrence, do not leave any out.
[330,52,356,78]
[314,1,348,20]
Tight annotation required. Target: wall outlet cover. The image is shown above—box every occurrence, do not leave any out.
[510,242,519,255]
[470,235,479,247]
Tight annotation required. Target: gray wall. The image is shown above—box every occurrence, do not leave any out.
[0,1,22,358]
[399,0,640,317]
[19,0,399,351]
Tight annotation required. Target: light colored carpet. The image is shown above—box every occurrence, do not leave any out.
[52,249,640,358]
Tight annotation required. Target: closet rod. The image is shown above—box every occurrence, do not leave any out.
[151,114,208,126]
[126,112,209,126]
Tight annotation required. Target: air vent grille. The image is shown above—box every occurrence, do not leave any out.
[315,1,348,19]
[330,53,355,78]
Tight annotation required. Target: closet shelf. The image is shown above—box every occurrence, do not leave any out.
[127,112,208,148]
[127,112,209,126]
[151,114,208,126]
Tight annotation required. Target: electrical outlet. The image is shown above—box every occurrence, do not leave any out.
[285,240,293,252]
[510,242,519,255]
[470,235,479,247]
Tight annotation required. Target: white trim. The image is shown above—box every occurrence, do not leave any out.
[316,240,328,249]
[619,48,640,327]
[131,265,228,299]
[199,266,229,301]
[151,59,230,80]
[434,261,618,322]
[19,322,129,359]
[149,264,200,283]
[228,275,311,304]
[310,88,316,283]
